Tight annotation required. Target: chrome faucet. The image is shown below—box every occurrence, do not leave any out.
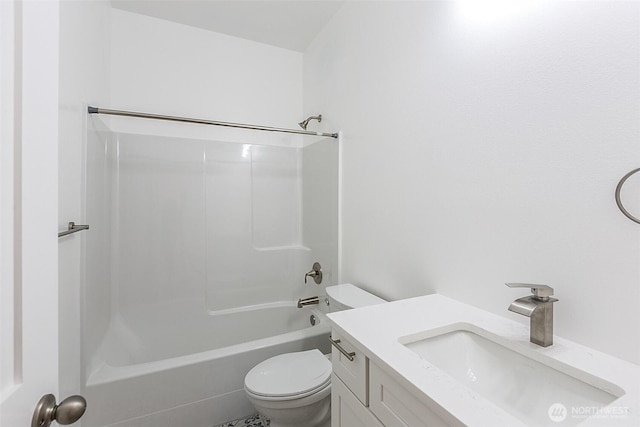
[506,283,558,347]
[297,296,319,308]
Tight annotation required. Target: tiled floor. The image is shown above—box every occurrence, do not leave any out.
[214,413,270,427]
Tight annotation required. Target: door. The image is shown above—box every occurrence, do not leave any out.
[1,1,61,425]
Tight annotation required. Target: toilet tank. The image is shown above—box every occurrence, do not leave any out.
[326,284,386,312]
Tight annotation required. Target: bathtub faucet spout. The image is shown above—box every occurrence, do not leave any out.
[297,296,319,308]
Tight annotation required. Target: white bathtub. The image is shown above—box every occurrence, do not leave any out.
[83,300,330,427]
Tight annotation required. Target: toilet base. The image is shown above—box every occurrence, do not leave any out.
[257,401,330,427]
[246,384,331,427]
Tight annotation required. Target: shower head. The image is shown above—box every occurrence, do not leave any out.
[298,114,322,130]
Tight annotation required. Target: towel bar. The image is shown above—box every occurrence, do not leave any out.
[58,222,90,238]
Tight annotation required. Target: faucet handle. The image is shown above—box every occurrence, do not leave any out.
[505,283,554,300]
[305,262,323,285]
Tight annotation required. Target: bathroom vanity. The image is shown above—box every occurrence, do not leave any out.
[327,294,640,427]
[330,328,454,426]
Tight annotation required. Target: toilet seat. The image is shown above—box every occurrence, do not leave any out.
[244,349,331,400]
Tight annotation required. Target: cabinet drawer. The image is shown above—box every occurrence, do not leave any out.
[369,362,450,427]
[330,331,368,405]
[331,374,384,427]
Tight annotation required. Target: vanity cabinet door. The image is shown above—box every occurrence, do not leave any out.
[332,374,384,427]
[330,331,368,405]
[369,363,451,427]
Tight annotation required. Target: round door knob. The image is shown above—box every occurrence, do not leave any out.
[55,395,87,424]
[32,394,87,427]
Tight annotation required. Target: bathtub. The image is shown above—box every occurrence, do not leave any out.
[83,300,331,427]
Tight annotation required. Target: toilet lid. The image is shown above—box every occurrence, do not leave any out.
[245,350,332,398]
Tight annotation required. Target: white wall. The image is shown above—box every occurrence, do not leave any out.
[58,0,111,399]
[304,1,640,364]
[110,9,304,133]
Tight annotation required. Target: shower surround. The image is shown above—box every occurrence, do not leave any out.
[83,119,338,426]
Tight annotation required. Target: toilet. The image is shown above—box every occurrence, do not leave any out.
[244,284,386,427]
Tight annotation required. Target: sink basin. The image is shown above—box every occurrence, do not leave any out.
[400,324,624,426]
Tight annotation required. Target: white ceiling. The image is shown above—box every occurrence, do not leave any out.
[110,0,346,52]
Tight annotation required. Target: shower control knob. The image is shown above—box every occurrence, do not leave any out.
[31,394,87,427]
[304,262,323,285]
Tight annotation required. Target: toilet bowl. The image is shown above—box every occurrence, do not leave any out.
[244,284,386,427]
[245,350,332,427]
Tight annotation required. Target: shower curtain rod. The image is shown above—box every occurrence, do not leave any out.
[87,106,338,139]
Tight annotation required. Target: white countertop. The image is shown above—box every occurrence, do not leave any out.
[327,294,640,427]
